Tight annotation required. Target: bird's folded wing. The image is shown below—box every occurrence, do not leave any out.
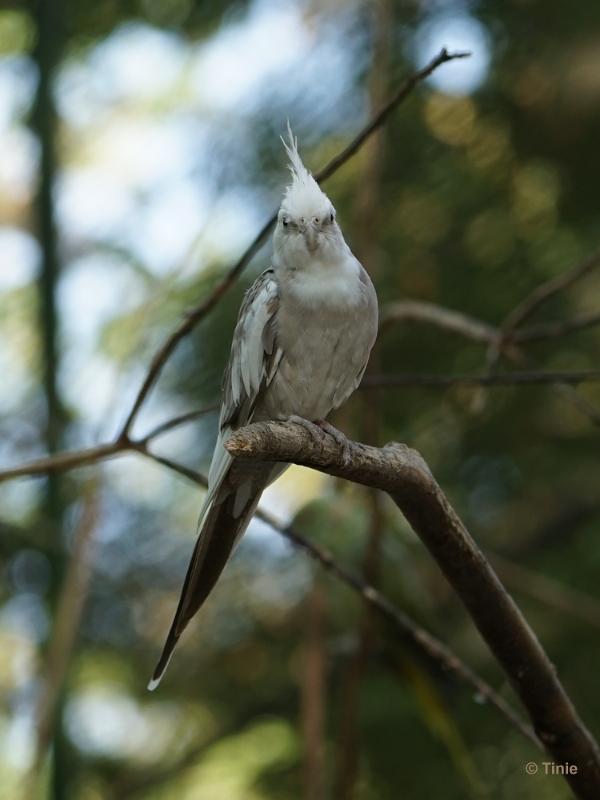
[220,268,283,431]
[206,268,282,492]
[149,270,284,689]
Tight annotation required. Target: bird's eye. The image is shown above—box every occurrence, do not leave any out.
[329,212,334,223]
[282,218,288,227]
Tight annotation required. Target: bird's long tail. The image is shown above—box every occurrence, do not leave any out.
[148,488,261,690]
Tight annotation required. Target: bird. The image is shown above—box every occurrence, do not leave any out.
[148,126,378,690]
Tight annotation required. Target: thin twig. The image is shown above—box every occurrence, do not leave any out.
[0,441,121,483]
[484,249,600,377]
[0,406,215,484]
[118,48,470,438]
[381,300,600,348]
[503,249,600,334]
[137,404,219,444]
[362,369,600,389]
[225,420,600,800]
[514,311,600,344]
[380,300,499,345]
[379,297,600,426]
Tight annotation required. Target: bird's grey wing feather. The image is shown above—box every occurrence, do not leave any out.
[221,268,282,429]
[207,269,282,492]
[149,269,283,689]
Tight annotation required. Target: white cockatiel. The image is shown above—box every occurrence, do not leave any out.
[149,128,378,689]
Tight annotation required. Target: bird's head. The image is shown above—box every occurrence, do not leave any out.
[273,125,346,270]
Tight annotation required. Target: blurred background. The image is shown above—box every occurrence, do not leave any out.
[1,0,600,798]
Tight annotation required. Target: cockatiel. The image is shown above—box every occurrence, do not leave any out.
[149,127,378,689]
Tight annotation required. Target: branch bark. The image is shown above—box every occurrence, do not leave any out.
[225,420,600,800]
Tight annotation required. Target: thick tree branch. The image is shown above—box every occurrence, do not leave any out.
[225,420,600,800]
[118,48,470,438]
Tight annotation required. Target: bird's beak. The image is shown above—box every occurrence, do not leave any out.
[304,224,319,253]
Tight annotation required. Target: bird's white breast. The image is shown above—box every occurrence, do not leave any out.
[281,256,363,311]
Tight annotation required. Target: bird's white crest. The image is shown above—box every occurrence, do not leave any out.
[280,122,332,219]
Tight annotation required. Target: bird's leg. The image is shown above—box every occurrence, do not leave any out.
[313,419,353,468]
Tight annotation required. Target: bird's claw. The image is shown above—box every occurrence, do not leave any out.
[287,415,325,448]
[314,419,353,468]
[286,417,353,467]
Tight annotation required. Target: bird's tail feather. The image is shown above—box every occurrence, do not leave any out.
[148,488,261,690]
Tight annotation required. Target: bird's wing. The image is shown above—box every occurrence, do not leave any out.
[207,268,282,494]
[148,270,283,690]
[221,268,282,429]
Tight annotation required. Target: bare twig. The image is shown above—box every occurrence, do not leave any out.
[118,48,470,439]
[136,404,219,444]
[0,406,216,484]
[362,369,600,389]
[503,249,600,334]
[484,249,600,377]
[225,420,600,800]
[0,441,121,483]
[380,300,499,345]
[381,300,600,348]
[514,311,600,344]
[379,296,600,426]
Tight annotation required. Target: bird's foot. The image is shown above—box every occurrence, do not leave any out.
[286,415,326,448]
[286,417,353,468]
[313,420,353,468]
